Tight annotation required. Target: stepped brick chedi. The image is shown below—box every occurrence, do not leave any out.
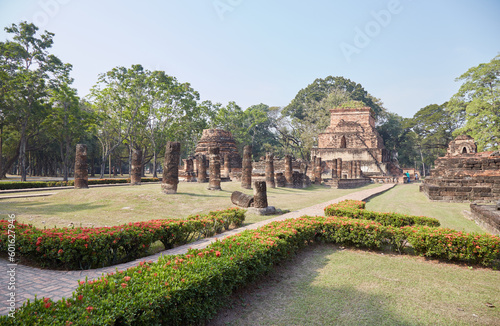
[422,135,500,203]
[195,129,242,168]
[311,105,396,178]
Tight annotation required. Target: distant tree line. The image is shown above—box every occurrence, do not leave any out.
[1,22,498,181]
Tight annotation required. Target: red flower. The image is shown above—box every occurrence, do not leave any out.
[77,295,83,301]
[86,306,94,313]
[43,298,50,303]
[44,302,52,309]
[124,276,131,282]
[216,251,221,257]
[121,283,127,288]
[79,281,85,285]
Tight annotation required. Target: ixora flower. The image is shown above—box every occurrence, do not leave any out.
[86,306,94,313]
[123,276,131,282]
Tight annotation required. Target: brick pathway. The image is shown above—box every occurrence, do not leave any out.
[0,183,395,315]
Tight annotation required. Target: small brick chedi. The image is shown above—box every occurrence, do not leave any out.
[194,129,242,169]
[311,105,400,183]
[422,135,500,203]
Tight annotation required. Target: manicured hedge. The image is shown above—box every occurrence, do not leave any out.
[324,200,441,227]
[0,178,160,190]
[0,208,245,270]
[3,214,498,325]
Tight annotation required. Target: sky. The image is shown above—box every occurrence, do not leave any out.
[0,0,499,118]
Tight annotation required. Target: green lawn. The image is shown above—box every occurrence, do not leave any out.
[0,181,378,228]
[210,245,500,326]
[208,183,499,325]
[365,183,485,233]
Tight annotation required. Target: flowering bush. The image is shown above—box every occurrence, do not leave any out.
[402,225,500,265]
[0,207,246,269]
[3,211,498,325]
[0,178,161,190]
[324,200,440,227]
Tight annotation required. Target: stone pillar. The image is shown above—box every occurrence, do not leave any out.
[241,145,252,189]
[311,156,317,183]
[185,158,194,182]
[253,181,268,208]
[275,172,286,187]
[208,147,221,190]
[355,161,362,179]
[265,152,275,188]
[315,157,322,185]
[197,154,207,183]
[336,158,343,179]
[223,153,230,179]
[285,155,293,187]
[331,159,337,178]
[161,141,180,194]
[131,148,142,185]
[74,144,88,189]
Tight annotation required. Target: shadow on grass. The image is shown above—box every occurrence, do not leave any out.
[209,245,415,326]
[2,201,107,214]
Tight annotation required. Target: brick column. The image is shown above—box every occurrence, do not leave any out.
[285,154,293,187]
[315,157,322,185]
[185,158,195,182]
[253,181,268,208]
[74,144,88,189]
[241,145,252,189]
[197,154,207,183]
[208,147,221,190]
[331,159,337,178]
[161,141,180,194]
[337,158,342,179]
[223,153,230,179]
[265,152,275,188]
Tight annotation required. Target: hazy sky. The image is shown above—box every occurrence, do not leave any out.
[1,0,499,117]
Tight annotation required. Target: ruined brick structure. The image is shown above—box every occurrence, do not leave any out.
[421,136,500,203]
[194,129,242,169]
[311,106,396,179]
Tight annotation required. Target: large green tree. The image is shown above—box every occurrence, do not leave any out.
[407,103,458,175]
[449,54,500,151]
[0,22,65,180]
[43,65,91,181]
[280,76,384,159]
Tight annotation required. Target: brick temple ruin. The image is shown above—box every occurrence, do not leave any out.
[194,129,242,169]
[310,106,402,187]
[421,135,500,203]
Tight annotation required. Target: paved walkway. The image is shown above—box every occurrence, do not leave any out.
[0,183,395,315]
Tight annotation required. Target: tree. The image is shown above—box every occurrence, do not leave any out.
[43,65,91,181]
[449,54,500,151]
[283,76,384,120]
[0,22,65,181]
[407,103,458,175]
[376,111,416,168]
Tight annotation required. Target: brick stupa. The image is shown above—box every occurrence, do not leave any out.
[194,129,242,168]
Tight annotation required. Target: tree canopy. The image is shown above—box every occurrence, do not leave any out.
[449,54,500,151]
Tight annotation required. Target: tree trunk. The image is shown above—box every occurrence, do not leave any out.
[152,149,158,178]
[20,129,27,182]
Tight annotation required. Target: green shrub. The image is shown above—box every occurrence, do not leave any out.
[2,213,499,325]
[0,207,246,270]
[0,178,161,190]
[324,200,440,227]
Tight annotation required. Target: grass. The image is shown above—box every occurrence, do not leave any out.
[208,183,499,325]
[210,245,500,326]
[0,181,379,228]
[365,183,485,233]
